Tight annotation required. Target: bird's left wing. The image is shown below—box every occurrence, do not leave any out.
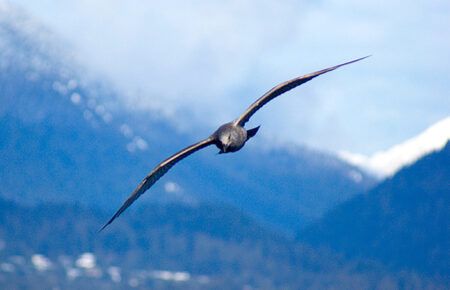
[100,136,216,231]
[233,56,370,126]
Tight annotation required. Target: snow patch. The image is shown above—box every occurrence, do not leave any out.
[134,136,148,150]
[86,267,102,278]
[126,142,137,152]
[52,81,68,95]
[120,124,133,138]
[70,92,81,104]
[67,79,78,90]
[164,181,181,193]
[127,136,148,152]
[150,270,191,282]
[66,267,82,280]
[108,266,122,283]
[31,254,52,271]
[128,277,139,287]
[339,117,450,177]
[75,252,96,269]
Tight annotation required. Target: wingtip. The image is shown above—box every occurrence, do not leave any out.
[98,214,118,233]
[98,220,112,233]
[341,55,371,67]
[358,54,372,61]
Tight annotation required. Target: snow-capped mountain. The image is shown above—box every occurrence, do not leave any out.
[301,141,450,276]
[338,117,450,177]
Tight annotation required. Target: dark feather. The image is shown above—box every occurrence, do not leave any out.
[100,137,216,231]
[246,126,260,140]
[234,56,370,126]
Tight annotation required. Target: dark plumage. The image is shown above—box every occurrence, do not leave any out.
[100,56,369,231]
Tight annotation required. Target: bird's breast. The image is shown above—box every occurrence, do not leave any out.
[213,123,247,152]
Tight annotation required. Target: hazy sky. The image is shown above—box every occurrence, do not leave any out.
[9,0,450,154]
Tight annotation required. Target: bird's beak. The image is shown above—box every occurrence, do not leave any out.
[218,145,228,154]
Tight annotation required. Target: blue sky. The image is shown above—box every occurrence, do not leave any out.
[9,0,450,154]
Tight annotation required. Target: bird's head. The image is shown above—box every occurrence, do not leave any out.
[212,122,246,154]
[218,134,232,154]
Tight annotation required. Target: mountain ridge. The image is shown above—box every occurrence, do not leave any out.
[300,141,450,276]
[338,116,450,177]
[1,195,447,289]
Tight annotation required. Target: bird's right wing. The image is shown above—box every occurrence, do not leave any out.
[234,56,370,126]
[100,136,216,231]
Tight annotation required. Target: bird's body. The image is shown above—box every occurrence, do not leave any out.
[213,123,251,153]
[100,56,369,231]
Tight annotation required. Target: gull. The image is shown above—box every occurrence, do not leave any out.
[100,56,369,231]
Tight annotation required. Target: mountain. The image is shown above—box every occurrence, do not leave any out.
[0,197,353,289]
[0,3,375,234]
[338,116,450,177]
[1,197,447,290]
[299,142,450,276]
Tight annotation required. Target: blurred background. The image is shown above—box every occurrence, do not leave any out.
[0,0,449,289]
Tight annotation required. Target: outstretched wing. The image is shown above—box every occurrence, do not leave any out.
[233,56,370,126]
[100,136,216,231]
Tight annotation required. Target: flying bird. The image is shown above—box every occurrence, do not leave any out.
[100,56,369,231]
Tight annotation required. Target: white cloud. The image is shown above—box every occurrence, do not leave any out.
[7,0,450,153]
